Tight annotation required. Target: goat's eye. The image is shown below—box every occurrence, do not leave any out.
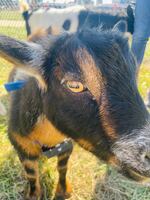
[66,81,84,93]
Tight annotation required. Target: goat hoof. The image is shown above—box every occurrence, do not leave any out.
[54,180,72,199]
[53,193,71,200]
[54,190,71,200]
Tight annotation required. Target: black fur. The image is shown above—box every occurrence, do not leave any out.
[78,6,134,34]
[8,29,149,160]
[9,79,43,136]
[28,178,36,195]
[1,25,150,199]
[25,166,35,175]
[62,19,71,31]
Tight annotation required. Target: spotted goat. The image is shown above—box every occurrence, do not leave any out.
[0,21,150,200]
[27,5,134,35]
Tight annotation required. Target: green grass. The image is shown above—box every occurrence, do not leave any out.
[0,27,150,200]
[0,26,26,40]
[0,11,23,21]
[138,43,150,99]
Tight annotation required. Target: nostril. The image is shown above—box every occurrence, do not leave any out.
[141,152,150,162]
[145,153,150,162]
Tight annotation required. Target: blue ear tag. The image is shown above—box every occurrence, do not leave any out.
[4,81,27,92]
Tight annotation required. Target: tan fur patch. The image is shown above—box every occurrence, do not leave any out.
[76,48,102,102]
[12,132,41,156]
[50,26,61,36]
[100,90,118,140]
[107,155,119,166]
[76,48,118,140]
[12,115,67,156]
[23,67,47,91]
[27,28,48,42]
[77,138,94,152]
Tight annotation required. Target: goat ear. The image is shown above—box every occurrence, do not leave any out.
[113,20,127,33]
[0,34,47,90]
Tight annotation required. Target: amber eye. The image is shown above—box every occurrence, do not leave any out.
[66,81,84,93]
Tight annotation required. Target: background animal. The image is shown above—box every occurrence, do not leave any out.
[0,21,149,200]
[28,5,134,35]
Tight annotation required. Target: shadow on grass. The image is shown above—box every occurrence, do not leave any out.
[92,167,150,200]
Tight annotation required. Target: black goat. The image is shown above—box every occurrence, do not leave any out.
[0,21,149,200]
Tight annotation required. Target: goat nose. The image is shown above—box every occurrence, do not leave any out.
[139,143,150,160]
[142,151,150,163]
[145,153,150,161]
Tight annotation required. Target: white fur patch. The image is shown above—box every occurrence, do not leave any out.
[13,69,29,81]
[29,5,85,33]
[14,68,47,91]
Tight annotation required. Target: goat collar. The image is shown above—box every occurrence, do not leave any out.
[42,139,73,158]
[4,81,27,92]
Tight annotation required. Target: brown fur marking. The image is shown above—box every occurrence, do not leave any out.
[27,28,49,42]
[77,138,94,152]
[76,48,102,102]
[23,160,38,175]
[100,90,118,140]
[11,115,67,156]
[23,160,41,199]
[76,48,117,140]
[57,153,71,162]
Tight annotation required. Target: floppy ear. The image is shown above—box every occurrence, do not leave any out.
[113,20,127,33]
[0,34,47,90]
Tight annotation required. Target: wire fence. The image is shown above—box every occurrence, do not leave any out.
[0,1,26,38]
[0,1,26,95]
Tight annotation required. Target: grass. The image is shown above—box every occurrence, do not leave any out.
[0,25,150,200]
[138,44,150,99]
[0,26,26,40]
[0,11,23,21]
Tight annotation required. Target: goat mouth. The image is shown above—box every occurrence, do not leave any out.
[120,167,150,186]
[107,157,150,185]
